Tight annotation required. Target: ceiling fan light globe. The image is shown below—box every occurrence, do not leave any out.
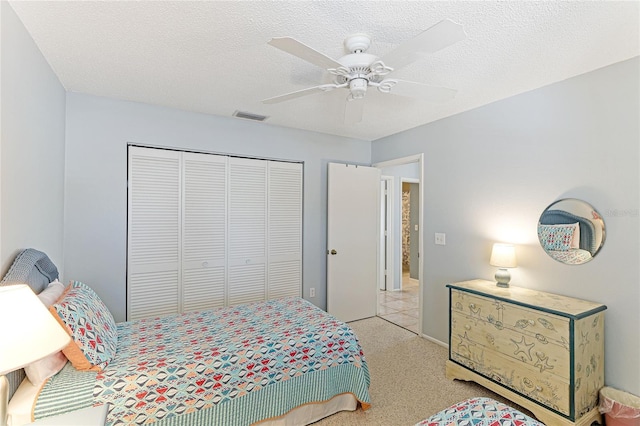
[349,78,368,99]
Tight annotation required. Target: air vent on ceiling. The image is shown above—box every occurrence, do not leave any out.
[233,110,269,122]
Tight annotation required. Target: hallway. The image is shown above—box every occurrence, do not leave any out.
[377,272,419,333]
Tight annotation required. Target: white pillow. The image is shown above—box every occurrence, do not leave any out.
[24,280,69,386]
[571,223,581,249]
[23,351,67,386]
[36,280,66,306]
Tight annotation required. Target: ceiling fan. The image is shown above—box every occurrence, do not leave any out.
[262,19,466,123]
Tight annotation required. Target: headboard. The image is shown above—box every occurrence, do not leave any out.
[0,249,59,399]
[539,209,597,254]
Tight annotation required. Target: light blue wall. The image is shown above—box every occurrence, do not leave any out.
[372,57,640,395]
[63,93,371,322]
[0,2,66,275]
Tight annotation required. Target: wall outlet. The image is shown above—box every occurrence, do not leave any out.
[310,287,315,297]
[435,233,446,245]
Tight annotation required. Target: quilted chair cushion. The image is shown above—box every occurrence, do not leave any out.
[49,281,117,371]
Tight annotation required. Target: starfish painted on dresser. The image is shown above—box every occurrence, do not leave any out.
[511,336,535,362]
[457,331,476,354]
[534,351,555,373]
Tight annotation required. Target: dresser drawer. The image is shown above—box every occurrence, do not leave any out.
[450,343,570,415]
[451,309,571,380]
[451,289,570,344]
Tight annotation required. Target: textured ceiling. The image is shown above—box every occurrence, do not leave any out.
[9,1,640,141]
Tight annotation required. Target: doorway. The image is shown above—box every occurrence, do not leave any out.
[373,155,423,334]
[402,180,419,282]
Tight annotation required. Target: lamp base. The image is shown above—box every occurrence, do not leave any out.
[495,268,511,288]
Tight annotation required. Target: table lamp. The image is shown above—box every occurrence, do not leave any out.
[0,285,71,426]
[490,243,517,288]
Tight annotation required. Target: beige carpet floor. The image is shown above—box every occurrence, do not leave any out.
[314,316,531,425]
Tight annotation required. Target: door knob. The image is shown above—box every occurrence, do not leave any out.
[329,249,337,255]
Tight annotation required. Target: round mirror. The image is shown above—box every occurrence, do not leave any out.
[537,198,605,265]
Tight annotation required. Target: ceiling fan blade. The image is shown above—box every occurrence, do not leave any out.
[268,37,343,70]
[387,79,458,102]
[381,19,466,71]
[262,84,340,104]
[344,97,365,124]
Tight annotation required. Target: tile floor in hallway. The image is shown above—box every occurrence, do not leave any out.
[377,272,419,333]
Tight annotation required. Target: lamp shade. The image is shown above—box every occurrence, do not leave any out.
[0,285,71,375]
[490,243,517,268]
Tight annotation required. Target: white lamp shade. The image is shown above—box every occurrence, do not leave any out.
[0,285,71,375]
[490,243,517,268]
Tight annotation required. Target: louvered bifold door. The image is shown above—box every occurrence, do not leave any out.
[268,162,302,299]
[182,153,227,312]
[227,157,267,306]
[127,147,181,320]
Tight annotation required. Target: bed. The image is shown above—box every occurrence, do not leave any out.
[2,249,371,426]
[415,397,545,426]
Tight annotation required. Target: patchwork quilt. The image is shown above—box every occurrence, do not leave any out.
[416,397,545,426]
[34,297,370,425]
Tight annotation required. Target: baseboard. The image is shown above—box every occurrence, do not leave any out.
[420,333,448,348]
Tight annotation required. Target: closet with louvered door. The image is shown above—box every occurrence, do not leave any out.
[127,147,181,320]
[268,161,302,300]
[182,152,227,312]
[227,157,268,306]
[127,146,302,320]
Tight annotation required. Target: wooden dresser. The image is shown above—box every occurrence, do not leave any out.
[446,279,606,426]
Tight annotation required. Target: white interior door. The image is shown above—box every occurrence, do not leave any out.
[327,162,380,322]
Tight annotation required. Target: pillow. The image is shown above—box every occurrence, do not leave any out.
[538,223,576,252]
[49,281,117,371]
[570,223,580,249]
[545,223,581,249]
[24,351,67,386]
[36,279,65,306]
[24,280,69,385]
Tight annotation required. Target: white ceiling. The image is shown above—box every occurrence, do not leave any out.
[9,1,640,141]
